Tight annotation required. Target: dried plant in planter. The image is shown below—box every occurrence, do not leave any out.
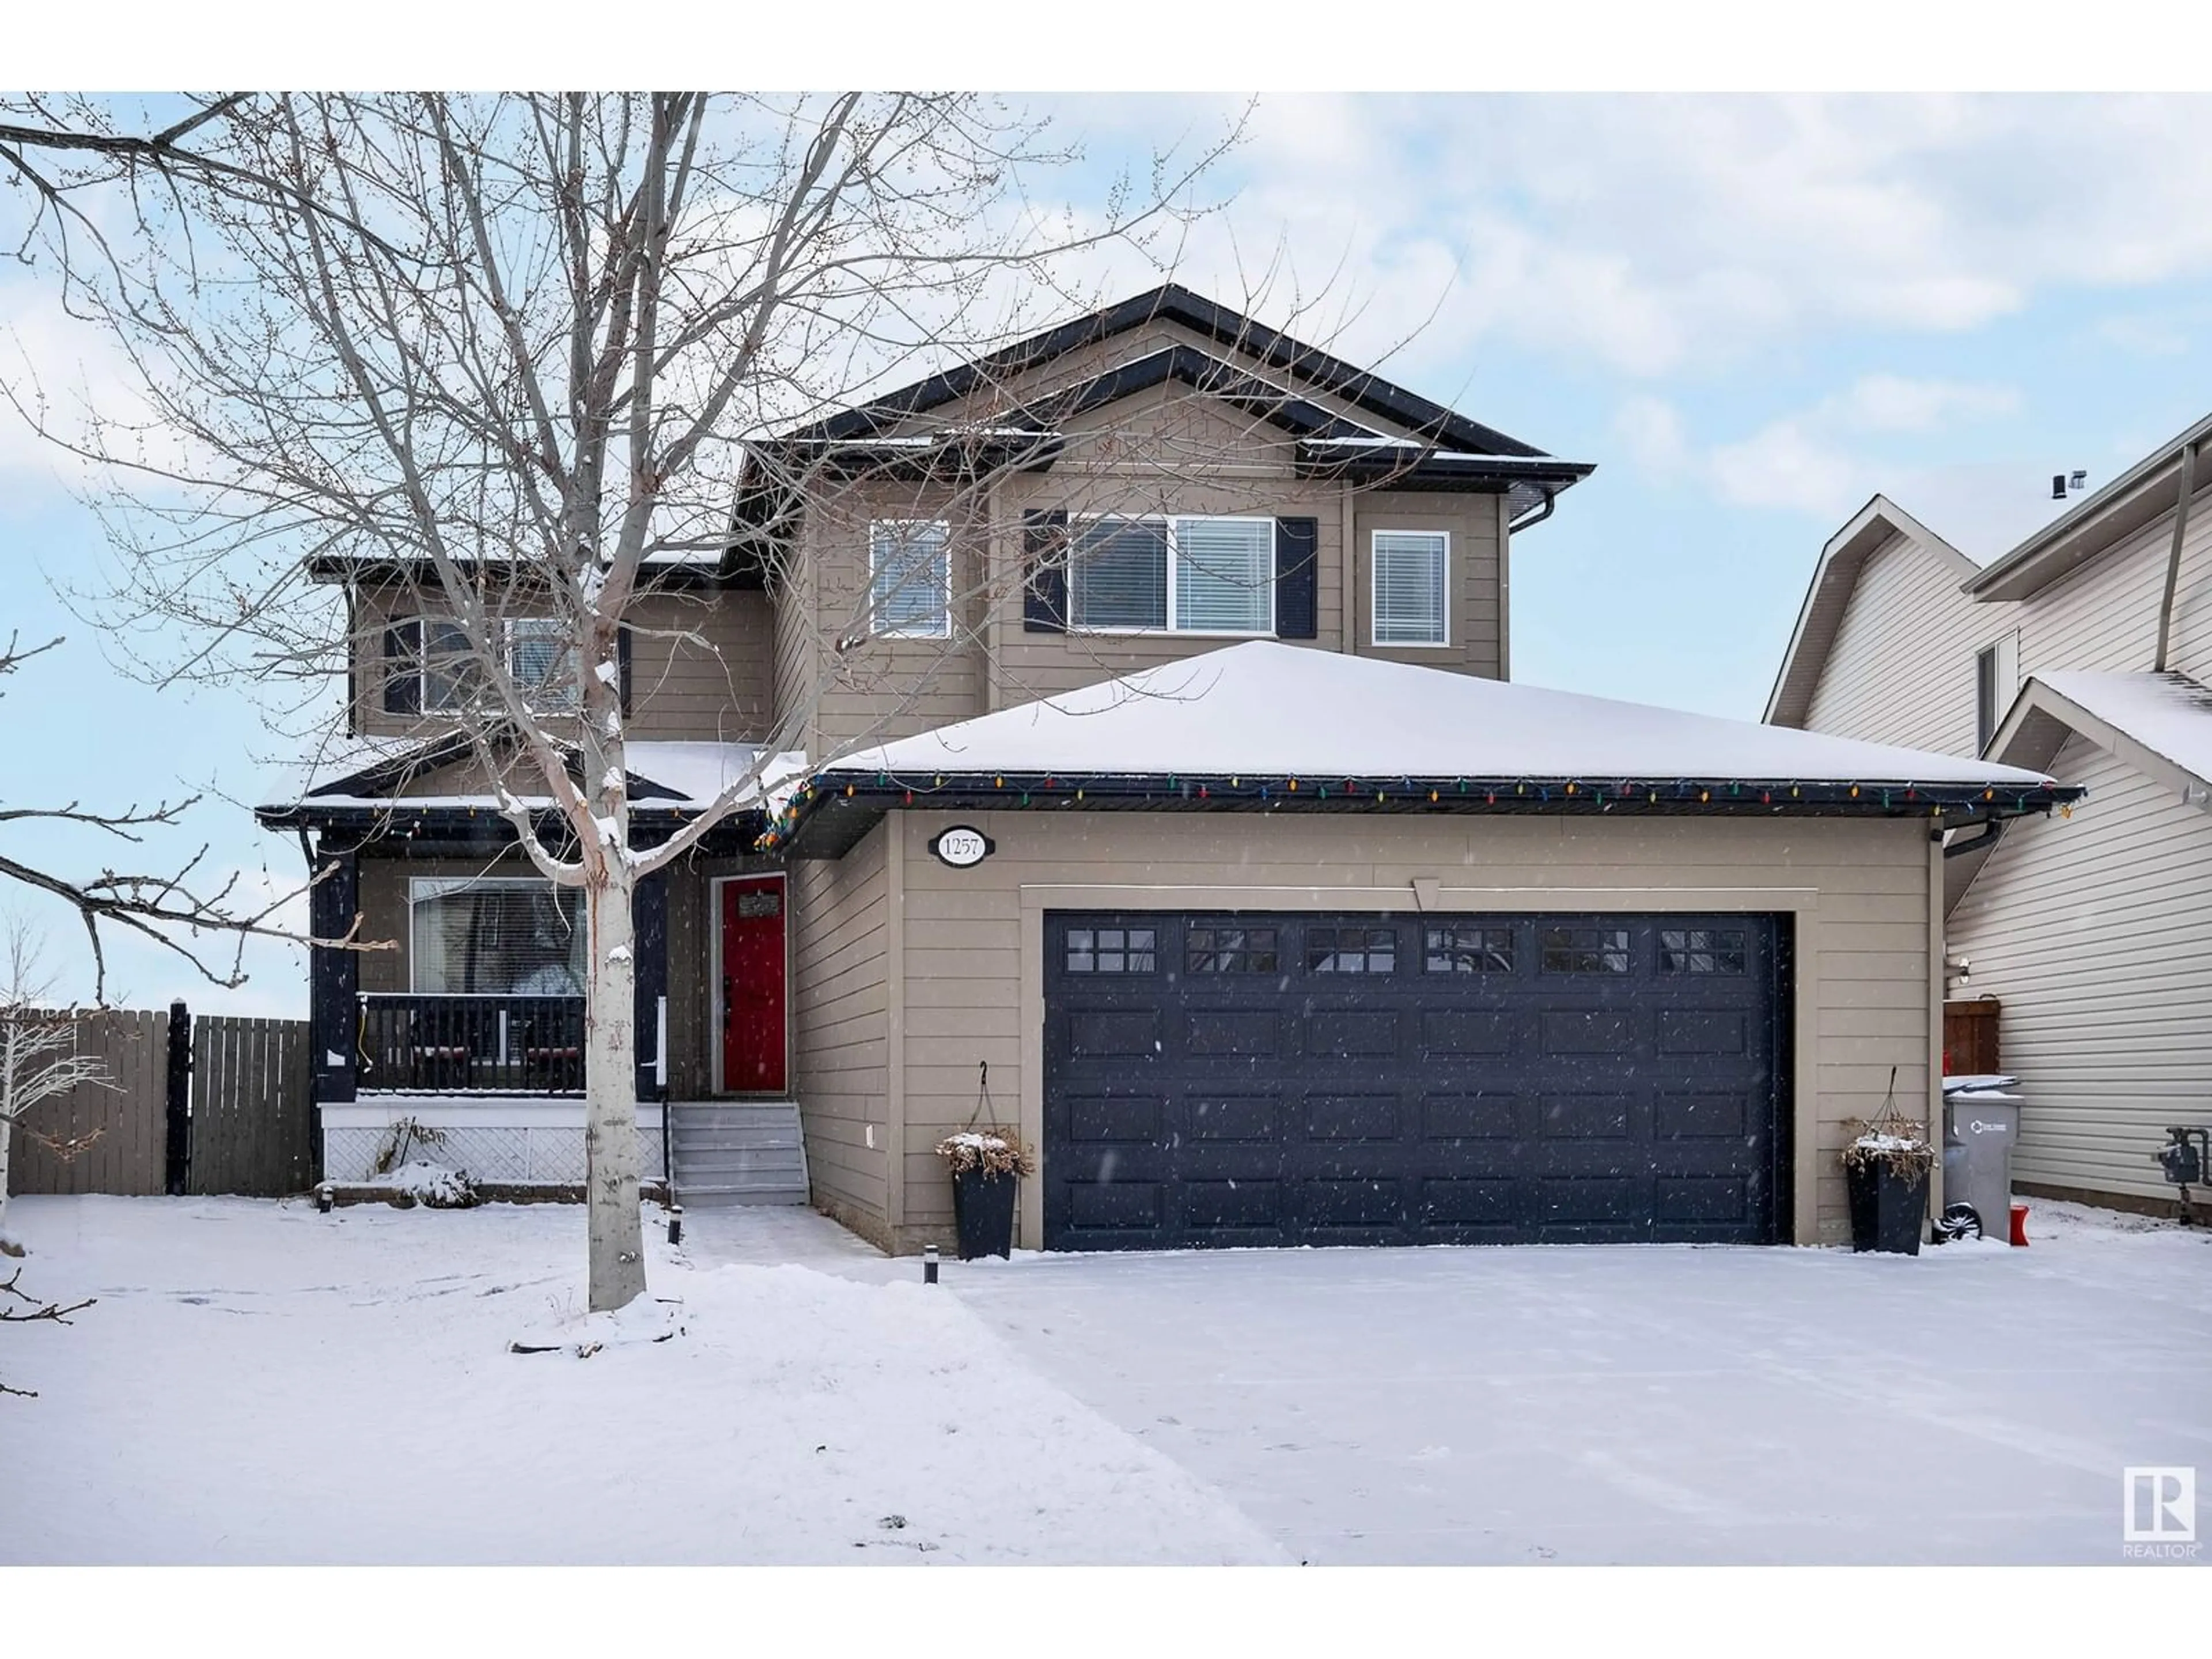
[933,1130,1036,1180]
[1840,1072,1935,1179]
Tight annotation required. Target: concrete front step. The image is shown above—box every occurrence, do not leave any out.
[670,1099,807,1210]
[680,1183,808,1208]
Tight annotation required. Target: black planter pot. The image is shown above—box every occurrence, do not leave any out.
[1846,1159,1928,1255]
[950,1167,1017,1260]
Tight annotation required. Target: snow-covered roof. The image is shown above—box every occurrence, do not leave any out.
[830,641,2062,788]
[262,736,806,821]
[2005,671,2212,792]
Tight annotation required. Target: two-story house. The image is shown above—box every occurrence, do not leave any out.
[1766,412,2212,1215]
[259,284,2073,1253]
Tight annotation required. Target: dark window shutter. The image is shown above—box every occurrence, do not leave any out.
[1022,510,1069,634]
[618,625,634,716]
[382,619,422,715]
[1274,517,1319,639]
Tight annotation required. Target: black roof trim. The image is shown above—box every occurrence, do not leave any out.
[765,769,2081,859]
[792,283,1550,459]
[304,555,736,590]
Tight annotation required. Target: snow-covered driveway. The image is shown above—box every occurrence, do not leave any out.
[949,1205,2212,1565]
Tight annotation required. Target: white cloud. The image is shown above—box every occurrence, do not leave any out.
[1069,94,2212,382]
[1613,393,1691,479]
[1709,374,2022,517]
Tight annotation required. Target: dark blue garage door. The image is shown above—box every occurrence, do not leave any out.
[1042,911,1789,1251]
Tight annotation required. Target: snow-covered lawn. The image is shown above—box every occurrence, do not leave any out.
[0,1196,1277,1565]
[949,1202,2212,1565]
[9,1194,2207,1567]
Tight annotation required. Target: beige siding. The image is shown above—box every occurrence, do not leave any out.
[1802,532,2002,758]
[1949,734,2212,1205]
[347,583,774,742]
[838,808,1938,1253]
[1351,490,1505,678]
[789,822,893,1241]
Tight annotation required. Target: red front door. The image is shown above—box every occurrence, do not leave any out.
[721,876,787,1094]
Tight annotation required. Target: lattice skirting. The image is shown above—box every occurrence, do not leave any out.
[324,1126,666,1185]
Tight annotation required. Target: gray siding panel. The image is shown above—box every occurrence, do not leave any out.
[1949,734,2212,1205]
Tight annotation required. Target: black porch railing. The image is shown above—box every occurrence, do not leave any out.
[357,994,586,1094]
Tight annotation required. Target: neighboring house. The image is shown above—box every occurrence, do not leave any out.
[1766,412,2212,1215]
[258,284,2072,1251]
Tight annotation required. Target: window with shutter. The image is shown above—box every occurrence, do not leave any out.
[1071,518,1169,630]
[1372,531,1448,646]
[869,520,952,638]
[1067,515,1275,635]
[507,618,580,711]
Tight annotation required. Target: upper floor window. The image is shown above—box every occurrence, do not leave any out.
[1070,515,1274,635]
[1974,632,2018,755]
[869,520,952,639]
[384,616,597,716]
[507,618,581,711]
[1372,531,1448,646]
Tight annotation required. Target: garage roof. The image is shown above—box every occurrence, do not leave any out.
[771,642,2079,855]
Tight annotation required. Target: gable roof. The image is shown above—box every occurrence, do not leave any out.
[796,283,1548,457]
[1988,670,2212,800]
[1764,494,1982,728]
[1966,409,2212,603]
[772,641,2075,856]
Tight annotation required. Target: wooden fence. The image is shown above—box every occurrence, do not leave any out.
[190,1016,315,1196]
[6,1004,314,1199]
[6,1008,170,1196]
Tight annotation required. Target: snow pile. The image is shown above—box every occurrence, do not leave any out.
[510,1293,683,1357]
[366,1160,478,1209]
[0,1196,1278,1565]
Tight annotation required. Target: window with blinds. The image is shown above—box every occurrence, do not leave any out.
[1172,517,1272,633]
[869,520,952,638]
[1070,516,1272,634]
[410,878,586,995]
[507,619,580,711]
[1372,530,1448,646]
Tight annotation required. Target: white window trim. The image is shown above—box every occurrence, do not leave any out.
[404,876,582,995]
[1065,513,1277,638]
[867,518,954,639]
[1370,528,1452,649]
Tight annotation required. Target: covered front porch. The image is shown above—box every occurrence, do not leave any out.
[257,738,806,1199]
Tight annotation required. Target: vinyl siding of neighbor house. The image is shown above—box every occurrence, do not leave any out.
[1948,734,2212,1207]
[2009,475,2212,684]
[349,584,775,742]
[789,824,894,1245]
[1801,531,2005,759]
[796,808,1939,1253]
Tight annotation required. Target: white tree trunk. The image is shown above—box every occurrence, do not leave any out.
[582,861,647,1313]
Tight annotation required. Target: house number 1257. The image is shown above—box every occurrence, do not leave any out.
[929,825,994,868]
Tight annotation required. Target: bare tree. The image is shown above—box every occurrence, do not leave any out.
[0,632,388,999]
[1,1264,96,1398]
[2,92,1248,1312]
[0,917,113,1257]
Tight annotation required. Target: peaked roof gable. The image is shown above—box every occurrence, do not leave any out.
[793,283,1560,461]
[1765,494,1983,729]
[1990,670,2212,800]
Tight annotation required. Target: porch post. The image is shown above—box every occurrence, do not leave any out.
[309,841,359,1105]
[633,865,669,1103]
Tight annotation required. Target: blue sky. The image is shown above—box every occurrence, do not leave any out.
[5,92,2212,1013]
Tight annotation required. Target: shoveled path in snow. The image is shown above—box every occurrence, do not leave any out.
[1,1196,1279,1565]
[945,1205,2212,1565]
